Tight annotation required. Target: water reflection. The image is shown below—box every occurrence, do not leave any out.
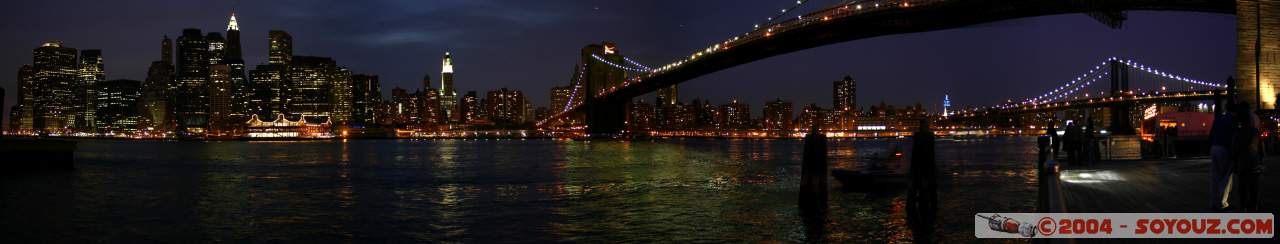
[0,138,1039,242]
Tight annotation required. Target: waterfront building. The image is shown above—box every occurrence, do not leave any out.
[243,114,332,139]
[798,103,826,130]
[93,79,141,135]
[763,98,793,131]
[719,100,750,130]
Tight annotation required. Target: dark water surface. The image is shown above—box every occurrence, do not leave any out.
[2,138,1038,243]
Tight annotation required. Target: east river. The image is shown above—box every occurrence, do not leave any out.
[2,138,1039,242]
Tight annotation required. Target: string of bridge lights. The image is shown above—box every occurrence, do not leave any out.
[623,56,654,71]
[592,54,652,73]
[1118,59,1226,88]
[563,64,586,114]
[1044,72,1108,103]
[1022,58,1117,104]
[754,0,815,30]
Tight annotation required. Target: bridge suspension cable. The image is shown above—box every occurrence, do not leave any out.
[623,56,653,71]
[591,54,652,72]
[1022,58,1116,104]
[1118,59,1226,88]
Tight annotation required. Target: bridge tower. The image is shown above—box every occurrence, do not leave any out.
[1108,59,1136,135]
[1237,0,1280,110]
[579,42,629,136]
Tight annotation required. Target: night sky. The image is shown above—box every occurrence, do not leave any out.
[1,0,1237,128]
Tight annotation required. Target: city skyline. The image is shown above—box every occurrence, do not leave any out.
[1,0,1237,129]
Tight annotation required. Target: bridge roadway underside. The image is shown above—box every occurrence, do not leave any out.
[600,0,1233,101]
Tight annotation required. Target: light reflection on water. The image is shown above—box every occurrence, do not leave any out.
[0,137,1038,242]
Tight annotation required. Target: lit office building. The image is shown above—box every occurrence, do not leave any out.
[287,56,338,120]
[351,74,381,126]
[485,88,527,124]
[268,30,292,65]
[93,79,141,135]
[331,68,353,124]
[175,29,209,135]
[629,99,654,131]
[32,41,79,133]
[249,64,288,118]
[719,100,750,130]
[208,64,234,136]
[77,49,104,132]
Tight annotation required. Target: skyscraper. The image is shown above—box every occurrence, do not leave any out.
[656,85,678,107]
[943,94,952,117]
[32,41,79,132]
[331,68,354,124]
[224,13,249,126]
[140,36,176,133]
[140,60,174,132]
[485,88,526,124]
[655,84,679,129]
[225,13,242,61]
[77,49,104,132]
[10,65,35,134]
[351,74,381,126]
[549,85,572,113]
[418,74,443,127]
[833,75,857,112]
[161,35,173,66]
[268,30,292,65]
[439,52,457,122]
[389,87,419,125]
[176,28,209,135]
[288,56,338,120]
[93,79,141,134]
[208,64,233,135]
